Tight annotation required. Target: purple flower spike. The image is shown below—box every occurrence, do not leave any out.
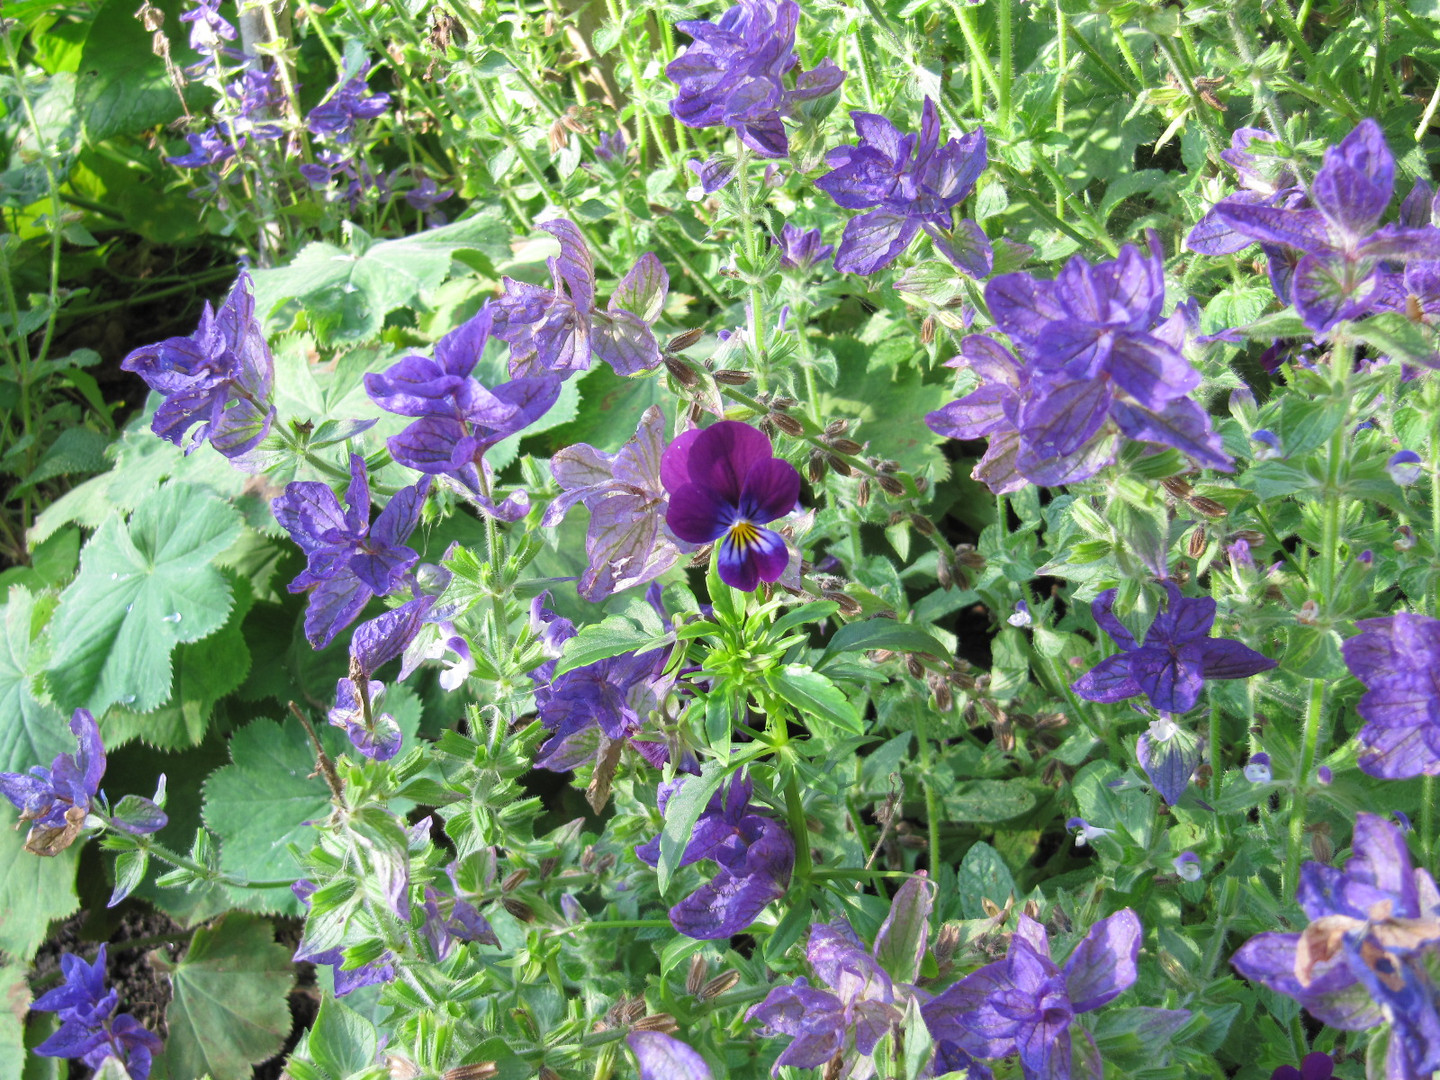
[165,127,238,170]
[1233,815,1440,1077]
[629,1032,714,1080]
[816,98,989,276]
[545,406,685,602]
[666,0,843,158]
[1270,1052,1334,1080]
[306,63,391,143]
[661,421,800,591]
[271,454,429,648]
[776,224,833,271]
[1341,612,1440,779]
[921,911,1151,1080]
[121,271,276,460]
[179,0,236,55]
[32,945,163,1080]
[1072,583,1276,714]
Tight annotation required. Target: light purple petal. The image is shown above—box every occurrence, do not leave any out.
[1063,908,1141,1012]
[628,1033,713,1080]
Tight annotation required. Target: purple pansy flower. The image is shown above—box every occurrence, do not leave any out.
[1271,1053,1334,1080]
[775,223,833,271]
[636,771,794,939]
[1211,119,1440,330]
[306,64,391,143]
[1340,612,1440,779]
[815,98,989,276]
[544,406,685,601]
[327,677,403,761]
[1,709,165,856]
[1232,814,1440,1079]
[921,911,1145,1080]
[1072,583,1276,714]
[529,591,686,781]
[661,421,800,592]
[121,271,276,459]
[491,219,670,379]
[271,454,429,649]
[32,945,164,1080]
[665,0,843,158]
[292,881,398,995]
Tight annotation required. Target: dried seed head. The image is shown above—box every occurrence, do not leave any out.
[933,922,961,962]
[698,969,741,1001]
[856,477,871,508]
[539,857,558,879]
[633,1014,679,1033]
[1161,476,1193,499]
[1187,526,1208,559]
[1311,830,1335,864]
[877,474,905,497]
[828,437,863,455]
[914,476,928,493]
[807,451,827,483]
[547,121,570,154]
[980,897,1002,919]
[824,419,849,437]
[936,553,954,590]
[877,459,901,473]
[1297,599,1321,626]
[909,514,936,537]
[686,954,708,996]
[1189,495,1228,519]
[759,416,777,438]
[824,590,863,616]
[688,401,704,424]
[771,411,805,437]
[827,454,852,477]
[136,0,165,29]
[443,1065,500,1080]
[920,315,936,345]
[581,845,596,871]
[622,998,648,1024]
[502,869,529,891]
[904,654,924,679]
[664,355,699,387]
[955,544,985,569]
[1022,899,1041,919]
[772,396,798,410]
[387,1054,422,1080]
[993,720,1015,753]
[1033,711,1067,731]
[596,852,617,874]
[712,368,754,386]
[1040,759,1058,786]
[927,673,953,712]
[502,897,535,922]
[666,327,704,353]
[539,1067,562,1080]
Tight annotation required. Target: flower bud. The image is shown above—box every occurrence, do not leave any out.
[387,1054,422,1080]
[596,852,617,874]
[1311,830,1334,865]
[936,553,954,590]
[928,673,953,712]
[1187,526,1207,559]
[712,368,754,385]
[905,655,924,679]
[698,970,741,1001]
[933,922,960,962]
[633,1014,679,1034]
[828,437,863,455]
[539,1067,562,1080]
[581,845,596,871]
[824,590,863,616]
[1397,524,1418,551]
[877,474,906,497]
[920,315,935,345]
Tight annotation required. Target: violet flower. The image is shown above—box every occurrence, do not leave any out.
[327,677,403,761]
[165,127,238,170]
[306,65,391,143]
[1232,814,1440,1080]
[1072,583,1276,714]
[661,420,800,591]
[1,709,165,856]
[179,0,236,55]
[363,307,554,518]
[121,271,276,459]
[636,772,794,939]
[1340,612,1440,779]
[291,881,397,995]
[1211,119,1440,330]
[665,0,844,157]
[404,176,453,213]
[421,863,500,960]
[775,223,833,271]
[816,98,989,276]
[1271,1053,1334,1080]
[921,911,1144,1080]
[1186,127,1303,259]
[1136,714,1202,806]
[1173,852,1202,882]
[528,591,684,778]
[544,406,685,601]
[629,1032,714,1080]
[224,67,286,141]
[271,454,429,648]
[32,946,163,1080]
[596,129,628,163]
[491,218,670,378]
[351,593,440,681]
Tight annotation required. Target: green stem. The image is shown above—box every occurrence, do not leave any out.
[734,145,769,391]
[1285,678,1326,896]
[145,839,296,890]
[1207,698,1222,803]
[1423,775,1436,869]
[1031,156,1120,255]
[1155,34,1224,159]
[784,775,815,883]
[1065,23,1138,94]
[1368,0,1390,115]
[948,0,1004,105]
[1111,23,1146,86]
[914,706,943,870]
[997,0,1013,133]
[1055,0,1068,134]
[1227,9,1286,133]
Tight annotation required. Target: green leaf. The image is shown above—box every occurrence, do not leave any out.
[250,211,511,344]
[1354,312,1439,366]
[817,618,948,667]
[943,779,1036,823]
[551,616,673,678]
[15,428,110,493]
[767,665,864,735]
[74,0,207,142]
[705,555,741,629]
[152,913,295,1080]
[202,718,336,914]
[307,997,379,1078]
[658,761,726,893]
[0,963,28,1080]
[45,483,244,715]
[0,809,79,960]
[0,587,68,774]
[955,841,1015,920]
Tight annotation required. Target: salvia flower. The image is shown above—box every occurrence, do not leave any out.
[1211,119,1440,330]
[1388,450,1424,486]
[1340,612,1440,779]
[595,128,628,163]
[292,881,397,995]
[815,98,989,275]
[120,271,276,459]
[224,67,287,141]
[544,406,685,601]
[1173,852,1203,882]
[327,677,403,761]
[363,306,559,517]
[1072,583,1276,714]
[491,218,670,378]
[1232,814,1440,1079]
[33,946,163,1079]
[306,64,391,143]
[629,1032,714,1080]
[636,772,794,939]
[165,127,238,170]
[1270,1053,1334,1080]
[404,175,453,214]
[661,420,800,591]
[1065,817,1113,847]
[179,0,236,55]
[1136,714,1202,805]
[775,223,833,271]
[421,863,500,960]
[1244,752,1273,784]
[921,910,1145,1080]
[666,0,844,157]
[1,709,165,856]
[271,454,429,648]
[1186,127,1303,259]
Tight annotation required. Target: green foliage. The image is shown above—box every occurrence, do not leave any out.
[0,814,78,961]
[0,587,67,774]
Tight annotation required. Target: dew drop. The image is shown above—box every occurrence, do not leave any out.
[163,612,183,623]
[110,573,119,580]
[119,695,136,705]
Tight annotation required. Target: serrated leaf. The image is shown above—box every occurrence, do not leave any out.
[45,483,243,715]
[817,618,948,667]
[16,427,110,493]
[0,586,68,774]
[943,779,1036,823]
[552,617,673,678]
[767,665,864,735]
[307,996,379,1078]
[0,963,28,1080]
[658,761,726,893]
[202,718,338,914]
[152,913,294,1080]
[0,810,79,960]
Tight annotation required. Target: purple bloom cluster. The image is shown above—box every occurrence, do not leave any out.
[121,271,276,460]
[32,946,163,1079]
[775,223,832,270]
[0,710,166,857]
[1341,612,1440,779]
[306,64,391,143]
[271,454,429,648]
[179,0,236,56]
[491,219,670,379]
[544,406,685,602]
[1193,119,1440,331]
[421,862,500,961]
[815,98,989,276]
[661,421,800,592]
[926,235,1231,493]
[291,880,398,995]
[666,0,843,157]
[166,127,238,171]
[636,772,794,939]
[1233,814,1440,1079]
[1072,583,1275,713]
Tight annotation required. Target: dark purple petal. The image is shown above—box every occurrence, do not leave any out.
[1187,191,1275,255]
[1130,641,1207,713]
[684,422,776,505]
[272,481,350,555]
[667,854,787,939]
[370,479,430,549]
[1110,398,1234,472]
[351,596,438,677]
[986,270,1065,344]
[667,484,731,544]
[1071,653,1143,703]
[1063,908,1141,1012]
[833,209,920,275]
[738,457,800,524]
[303,574,372,649]
[1212,203,1333,253]
[659,428,704,493]
[1107,333,1201,408]
[1137,723,1201,806]
[1091,589,1137,651]
[1197,638,1277,680]
[1312,117,1394,242]
[1292,251,1380,330]
[715,524,788,591]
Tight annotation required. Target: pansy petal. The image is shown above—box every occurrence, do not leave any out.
[666,484,731,544]
[739,457,800,524]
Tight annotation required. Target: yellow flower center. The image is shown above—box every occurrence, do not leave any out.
[727,519,761,551]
